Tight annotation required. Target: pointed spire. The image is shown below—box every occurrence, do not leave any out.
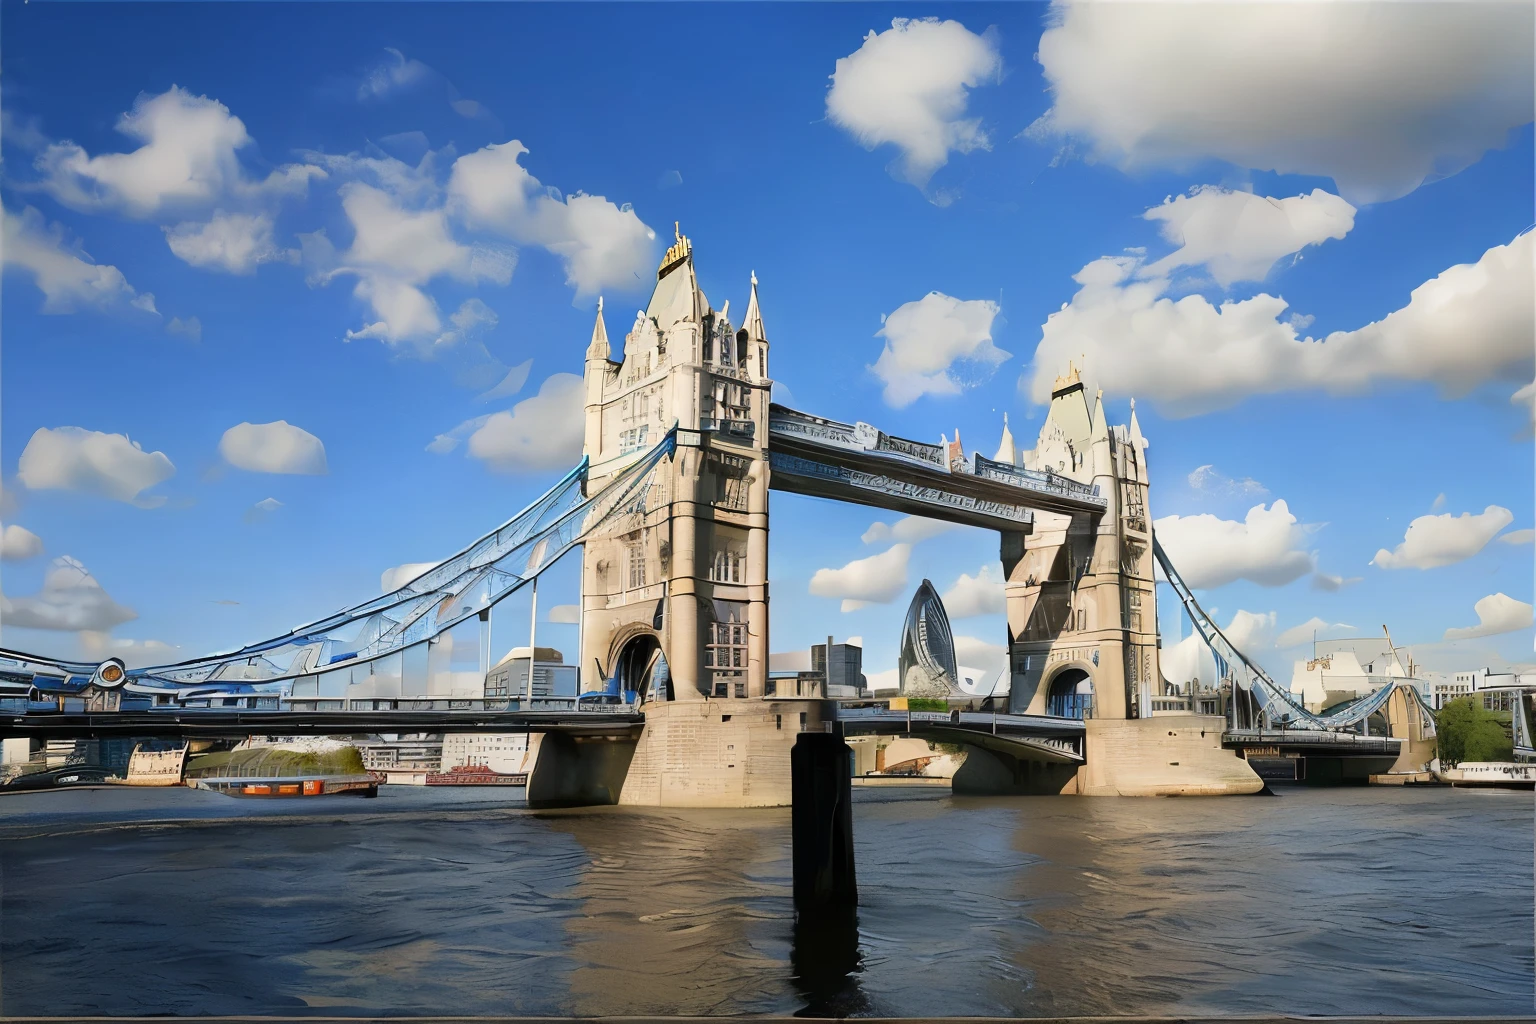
[993,412,1017,464]
[1129,397,1145,448]
[743,270,766,342]
[1090,388,1110,443]
[586,295,609,360]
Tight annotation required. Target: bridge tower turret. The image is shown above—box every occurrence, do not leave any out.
[1004,366,1160,723]
[575,228,820,807]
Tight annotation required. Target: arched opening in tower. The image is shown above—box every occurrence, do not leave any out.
[613,634,670,703]
[1047,668,1094,720]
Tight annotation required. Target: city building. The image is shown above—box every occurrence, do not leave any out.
[811,637,867,699]
[441,732,537,774]
[484,647,577,700]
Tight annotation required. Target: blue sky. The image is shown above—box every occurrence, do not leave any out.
[2,2,1531,687]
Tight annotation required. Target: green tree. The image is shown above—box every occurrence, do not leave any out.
[1436,697,1513,767]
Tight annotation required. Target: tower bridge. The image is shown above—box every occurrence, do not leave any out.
[0,228,1441,805]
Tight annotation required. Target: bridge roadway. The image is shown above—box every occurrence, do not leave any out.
[1221,728,1402,758]
[765,404,1108,530]
[1,703,1089,766]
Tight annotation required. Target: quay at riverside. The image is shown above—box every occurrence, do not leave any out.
[1,230,1452,806]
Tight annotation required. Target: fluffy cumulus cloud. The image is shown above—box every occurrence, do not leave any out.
[953,634,1008,691]
[1026,232,1534,416]
[318,181,514,346]
[1444,593,1534,641]
[381,561,440,592]
[3,206,157,314]
[1188,464,1267,499]
[1029,1,1534,202]
[1,556,137,631]
[1154,500,1315,589]
[1141,188,1356,287]
[826,17,1002,188]
[466,373,584,472]
[1372,505,1514,570]
[1162,608,1275,685]
[219,421,328,475]
[942,564,1005,618]
[17,426,175,507]
[548,604,580,624]
[1276,617,1357,649]
[357,48,432,101]
[448,140,655,296]
[164,210,291,274]
[861,515,955,546]
[32,85,321,218]
[1,525,44,561]
[872,292,1007,407]
[808,543,911,613]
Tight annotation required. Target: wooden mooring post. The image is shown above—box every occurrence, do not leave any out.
[790,730,857,911]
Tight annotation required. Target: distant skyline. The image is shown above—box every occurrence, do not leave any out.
[2,2,1531,686]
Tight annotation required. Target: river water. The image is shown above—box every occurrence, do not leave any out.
[1,783,1529,1018]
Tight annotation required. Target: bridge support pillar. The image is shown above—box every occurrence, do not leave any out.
[951,746,1080,795]
[525,732,638,808]
[791,731,856,911]
[1079,715,1263,796]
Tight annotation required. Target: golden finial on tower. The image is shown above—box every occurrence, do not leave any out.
[658,221,692,279]
[1052,359,1083,394]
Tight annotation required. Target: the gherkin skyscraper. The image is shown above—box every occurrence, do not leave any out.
[898,579,960,697]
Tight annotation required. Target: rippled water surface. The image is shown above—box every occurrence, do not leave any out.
[1,783,1529,1017]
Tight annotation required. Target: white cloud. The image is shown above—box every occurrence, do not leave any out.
[358,48,431,101]
[243,497,283,524]
[165,210,292,273]
[1025,232,1534,416]
[1513,381,1536,436]
[1444,593,1534,641]
[1187,464,1267,499]
[1163,608,1275,684]
[448,140,655,296]
[17,426,175,507]
[1141,187,1356,287]
[322,181,514,346]
[219,421,328,475]
[1311,572,1361,593]
[809,543,911,612]
[871,292,1007,407]
[548,604,580,624]
[865,667,899,693]
[477,358,533,404]
[1498,528,1535,546]
[433,297,498,350]
[167,316,202,341]
[953,634,1008,691]
[3,205,157,314]
[1029,1,1534,203]
[466,373,584,472]
[1372,505,1514,570]
[1,525,43,561]
[33,85,321,217]
[1154,500,1315,589]
[1276,617,1357,649]
[826,17,1002,189]
[861,515,955,546]
[426,413,494,455]
[381,561,440,592]
[941,564,1005,618]
[1,556,136,631]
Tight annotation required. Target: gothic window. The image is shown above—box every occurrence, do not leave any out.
[619,424,650,455]
[1126,589,1143,632]
[758,349,765,379]
[706,620,747,696]
[1076,608,1087,632]
[736,329,748,366]
[712,547,745,584]
[626,541,646,590]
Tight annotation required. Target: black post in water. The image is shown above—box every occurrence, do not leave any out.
[791,730,857,911]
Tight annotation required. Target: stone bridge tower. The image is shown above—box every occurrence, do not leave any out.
[576,228,823,806]
[1002,365,1159,722]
